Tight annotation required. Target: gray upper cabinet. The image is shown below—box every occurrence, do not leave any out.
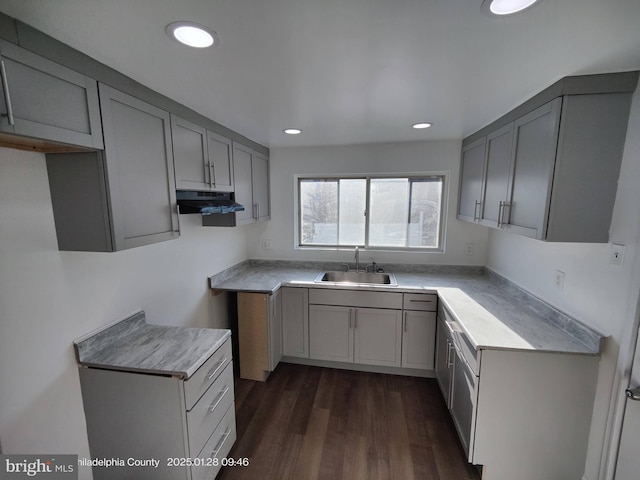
[457,137,486,223]
[171,115,234,192]
[207,130,234,192]
[479,123,514,228]
[0,38,103,149]
[233,141,270,225]
[503,98,561,238]
[459,72,637,243]
[46,84,179,251]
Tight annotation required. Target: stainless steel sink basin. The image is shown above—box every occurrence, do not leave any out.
[314,271,398,286]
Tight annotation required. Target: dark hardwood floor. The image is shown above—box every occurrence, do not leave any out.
[218,363,481,480]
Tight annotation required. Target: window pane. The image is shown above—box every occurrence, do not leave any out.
[408,179,442,247]
[369,178,410,247]
[300,180,338,245]
[338,179,366,245]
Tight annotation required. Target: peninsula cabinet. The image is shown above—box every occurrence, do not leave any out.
[233,142,270,225]
[237,291,282,381]
[46,84,179,251]
[458,71,637,242]
[0,38,103,149]
[171,115,234,192]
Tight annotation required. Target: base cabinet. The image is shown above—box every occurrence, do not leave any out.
[282,287,309,358]
[237,291,282,381]
[79,338,236,480]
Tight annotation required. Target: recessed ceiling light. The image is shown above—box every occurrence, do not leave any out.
[412,122,433,129]
[481,0,540,16]
[166,21,219,48]
[283,128,302,135]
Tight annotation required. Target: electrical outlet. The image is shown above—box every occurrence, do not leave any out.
[554,270,565,290]
[610,243,625,267]
[465,243,474,256]
[262,239,272,250]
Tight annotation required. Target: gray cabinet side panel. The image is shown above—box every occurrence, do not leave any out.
[457,138,486,221]
[79,368,189,480]
[547,93,632,242]
[46,152,113,252]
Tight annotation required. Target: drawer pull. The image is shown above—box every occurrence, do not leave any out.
[409,299,434,303]
[207,358,228,381]
[211,427,232,459]
[209,386,230,413]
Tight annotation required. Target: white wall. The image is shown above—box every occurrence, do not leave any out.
[248,140,489,265]
[486,84,640,480]
[0,147,251,478]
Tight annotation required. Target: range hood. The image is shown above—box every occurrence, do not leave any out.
[176,190,244,227]
[176,190,244,214]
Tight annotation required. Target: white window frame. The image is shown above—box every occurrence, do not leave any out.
[295,173,448,252]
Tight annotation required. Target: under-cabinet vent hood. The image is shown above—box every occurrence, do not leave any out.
[176,190,244,215]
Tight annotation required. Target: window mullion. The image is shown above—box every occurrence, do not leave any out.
[406,180,413,248]
[364,177,370,248]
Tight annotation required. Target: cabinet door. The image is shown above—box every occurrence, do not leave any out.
[207,130,234,192]
[282,287,309,358]
[355,308,402,367]
[253,152,270,221]
[457,137,486,223]
[99,84,179,250]
[401,311,436,370]
[0,38,102,149]
[435,318,453,407]
[479,124,513,227]
[504,98,562,239]
[269,289,283,371]
[232,142,255,225]
[309,305,354,363]
[171,115,209,191]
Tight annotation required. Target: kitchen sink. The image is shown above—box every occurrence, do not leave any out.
[314,271,398,286]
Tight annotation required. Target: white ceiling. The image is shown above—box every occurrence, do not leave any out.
[1,0,639,148]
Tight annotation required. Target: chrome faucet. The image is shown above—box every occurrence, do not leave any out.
[355,246,360,272]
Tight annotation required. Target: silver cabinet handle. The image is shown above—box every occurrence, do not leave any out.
[257,203,260,220]
[209,385,230,413]
[409,299,434,303]
[349,308,353,329]
[446,340,454,367]
[354,308,358,329]
[626,387,640,401]
[207,357,227,380]
[211,427,232,459]
[403,312,407,332]
[175,204,181,234]
[473,200,481,222]
[497,201,504,228]
[0,55,15,126]
[207,161,215,188]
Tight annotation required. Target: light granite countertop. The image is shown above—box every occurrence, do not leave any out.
[74,311,231,378]
[209,260,603,355]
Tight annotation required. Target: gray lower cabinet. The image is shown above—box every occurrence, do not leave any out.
[79,338,236,480]
[401,293,437,370]
[171,115,234,192]
[0,38,103,149]
[46,84,179,251]
[282,287,309,358]
[232,142,270,225]
[458,72,636,242]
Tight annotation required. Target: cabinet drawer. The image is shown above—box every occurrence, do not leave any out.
[184,338,232,410]
[309,288,402,309]
[403,293,437,311]
[187,362,235,457]
[191,403,237,480]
